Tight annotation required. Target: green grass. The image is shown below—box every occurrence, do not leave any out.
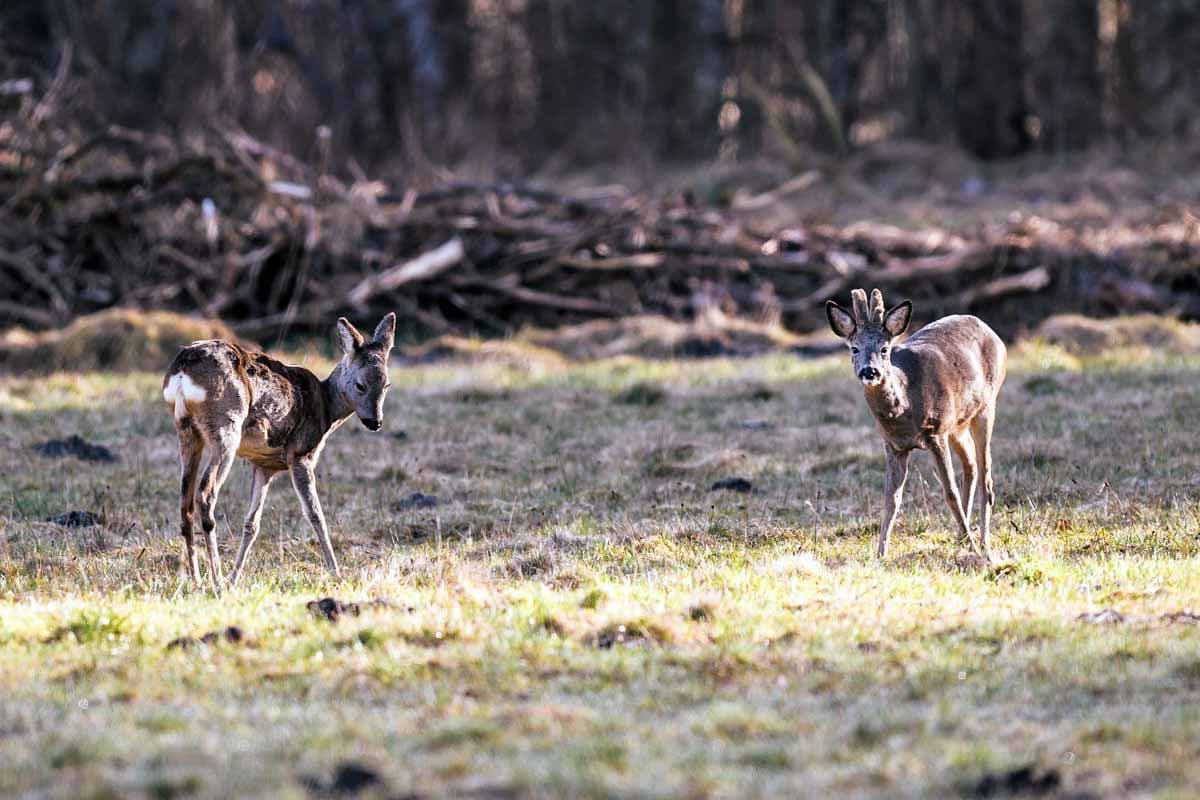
[1,343,1199,798]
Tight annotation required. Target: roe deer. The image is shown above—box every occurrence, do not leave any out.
[162,313,396,591]
[826,289,1006,560]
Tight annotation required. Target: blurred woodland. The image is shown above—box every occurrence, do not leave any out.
[9,0,1200,169]
[2,1,1199,346]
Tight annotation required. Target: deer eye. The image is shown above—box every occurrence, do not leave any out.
[880,346,889,355]
[850,347,860,355]
[355,381,366,393]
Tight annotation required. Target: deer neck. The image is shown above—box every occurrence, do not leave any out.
[322,361,358,428]
[863,364,908,421]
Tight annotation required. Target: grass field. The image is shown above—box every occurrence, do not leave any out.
[1,340,1198,799]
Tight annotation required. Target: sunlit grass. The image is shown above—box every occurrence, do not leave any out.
[0,344,1198,797]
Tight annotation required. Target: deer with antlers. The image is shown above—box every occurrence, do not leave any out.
[162,314,395,592]
[826,289,1006,560]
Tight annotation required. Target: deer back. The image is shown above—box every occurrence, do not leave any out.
[867,315,1006,446]
[164,340,336,468]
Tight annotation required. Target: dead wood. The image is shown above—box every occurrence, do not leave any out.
[2,101,1198,346]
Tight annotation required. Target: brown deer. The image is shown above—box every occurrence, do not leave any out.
[826,289,1006,560]
[162,314,395,591]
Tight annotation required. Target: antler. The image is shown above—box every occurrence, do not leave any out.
[850,289,869,325]
[869,288,886,324]
[850,288,887,327]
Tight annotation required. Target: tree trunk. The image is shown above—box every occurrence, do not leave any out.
[1030,0,1101,152]
[650,0,727,160]
[952,0,1031,160]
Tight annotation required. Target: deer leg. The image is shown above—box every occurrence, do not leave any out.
[928,435,981,556]
[949,429,977,527]
[290,462,341,578]
[971,410,997,559]
[195,427,239,594]
[878,446,910,558]
[228,466,278,587]
[176,422,204,584]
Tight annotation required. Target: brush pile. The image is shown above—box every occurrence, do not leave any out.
[3,88,1199,342]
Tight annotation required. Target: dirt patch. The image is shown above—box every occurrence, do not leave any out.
[614,382,666,406]
[0,309,239,374]
[302,761,385,796]
[969,765,1061,797]
[396,492,440,511]
[45,511,101,528]
[1033,313,1200,355]
[33,435,118,463]
[709,476,755,493]
[166,626,246,651]
[307,597,397,623]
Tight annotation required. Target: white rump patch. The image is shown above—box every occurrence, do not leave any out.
[163,373,207,419]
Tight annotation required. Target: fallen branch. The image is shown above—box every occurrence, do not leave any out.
[346,238,465,307]
[731,171,821,211]
[3,100,1197,346]
[558,252,665,270]
[960,266,1051,307]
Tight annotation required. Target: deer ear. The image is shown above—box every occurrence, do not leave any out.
[335,317,365,355]
[372,312,396,350]
[826,300,856,339]
[883,301,912,338]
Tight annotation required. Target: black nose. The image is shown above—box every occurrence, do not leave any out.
[362,418,382,431]
[858,367,879,381]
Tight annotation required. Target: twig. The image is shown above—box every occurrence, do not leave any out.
[30,40,72,127]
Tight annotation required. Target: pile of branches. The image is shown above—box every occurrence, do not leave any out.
[2,81,1199,341]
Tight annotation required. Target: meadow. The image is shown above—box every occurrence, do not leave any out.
[1,339,1198,799]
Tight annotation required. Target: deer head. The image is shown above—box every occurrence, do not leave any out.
[826,288,912,386]
[333,313,396,430]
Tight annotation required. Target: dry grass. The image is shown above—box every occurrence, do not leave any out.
[0,339,1198,798]
[403,309,842,365]
[1034,314,1200,356]
[0,309,237,374]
